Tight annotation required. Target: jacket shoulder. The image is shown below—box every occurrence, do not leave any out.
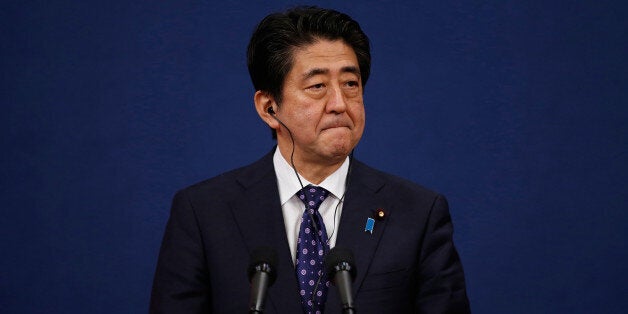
[352,159,442,200]
[176,151,275,200]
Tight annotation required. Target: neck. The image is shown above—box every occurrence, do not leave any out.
[277,143,346,185]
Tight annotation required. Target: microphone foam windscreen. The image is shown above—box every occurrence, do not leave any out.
[324,247,357,280]
[247,246,278,283]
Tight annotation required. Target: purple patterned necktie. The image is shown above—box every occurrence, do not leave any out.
[295,185,330,314]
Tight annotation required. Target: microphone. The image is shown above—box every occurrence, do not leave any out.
[247,247,278,313]
[324,247,357,314]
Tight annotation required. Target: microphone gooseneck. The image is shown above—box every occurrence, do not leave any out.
[248,247,278,313]
[325,247,357,314]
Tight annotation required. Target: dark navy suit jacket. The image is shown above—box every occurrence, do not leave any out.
[150,150,470,313]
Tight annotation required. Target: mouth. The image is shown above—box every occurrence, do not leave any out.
[321,120,352,131]
[321,125,351,133]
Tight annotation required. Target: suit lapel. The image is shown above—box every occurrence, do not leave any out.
[327,161,390,310]
[229,152,302,314]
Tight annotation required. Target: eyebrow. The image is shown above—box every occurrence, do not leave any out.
[302,66,361,80]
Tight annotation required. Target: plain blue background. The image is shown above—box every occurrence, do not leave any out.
[2,1,627,313]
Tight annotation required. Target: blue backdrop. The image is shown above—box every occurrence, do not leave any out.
[2,1,627,313]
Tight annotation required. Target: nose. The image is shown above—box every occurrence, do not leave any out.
[325,84,348,114]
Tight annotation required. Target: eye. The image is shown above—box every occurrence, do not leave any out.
[346,80,359,88]
[306,83,326,94]
[309,83,325,90]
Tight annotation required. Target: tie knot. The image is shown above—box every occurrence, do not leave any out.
[296,185,329,212]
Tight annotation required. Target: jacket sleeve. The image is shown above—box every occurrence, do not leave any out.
[415,194,471,313]
[149,190,211,314]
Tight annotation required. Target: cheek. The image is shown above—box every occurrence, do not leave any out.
[350,104,366,126]
[292,108,319,140]
[353,108,366,140]
[354,121,365,142]
[301,111,318,133]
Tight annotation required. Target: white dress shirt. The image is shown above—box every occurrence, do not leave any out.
[273,147,349,264]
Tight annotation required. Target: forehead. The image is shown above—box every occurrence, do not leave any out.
[288,39,359,77]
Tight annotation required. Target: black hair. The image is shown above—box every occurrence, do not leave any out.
[247,6,371,106]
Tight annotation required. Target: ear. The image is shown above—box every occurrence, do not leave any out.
[254,90,280,130]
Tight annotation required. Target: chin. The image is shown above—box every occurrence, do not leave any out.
[324,142,353,160]
[318,132,359,159]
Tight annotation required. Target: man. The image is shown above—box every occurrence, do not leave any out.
[150,6,470,314]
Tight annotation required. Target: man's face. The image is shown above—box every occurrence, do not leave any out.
[275,39,365,166]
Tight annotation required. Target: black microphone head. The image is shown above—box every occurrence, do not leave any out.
[248,246,278,285]
[324,247,357,282]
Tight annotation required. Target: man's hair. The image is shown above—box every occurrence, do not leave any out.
[247,6,371,105]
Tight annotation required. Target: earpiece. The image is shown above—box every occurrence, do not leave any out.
[267,107,275,115]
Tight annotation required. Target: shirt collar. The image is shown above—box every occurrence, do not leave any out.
[273,147,350,205]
